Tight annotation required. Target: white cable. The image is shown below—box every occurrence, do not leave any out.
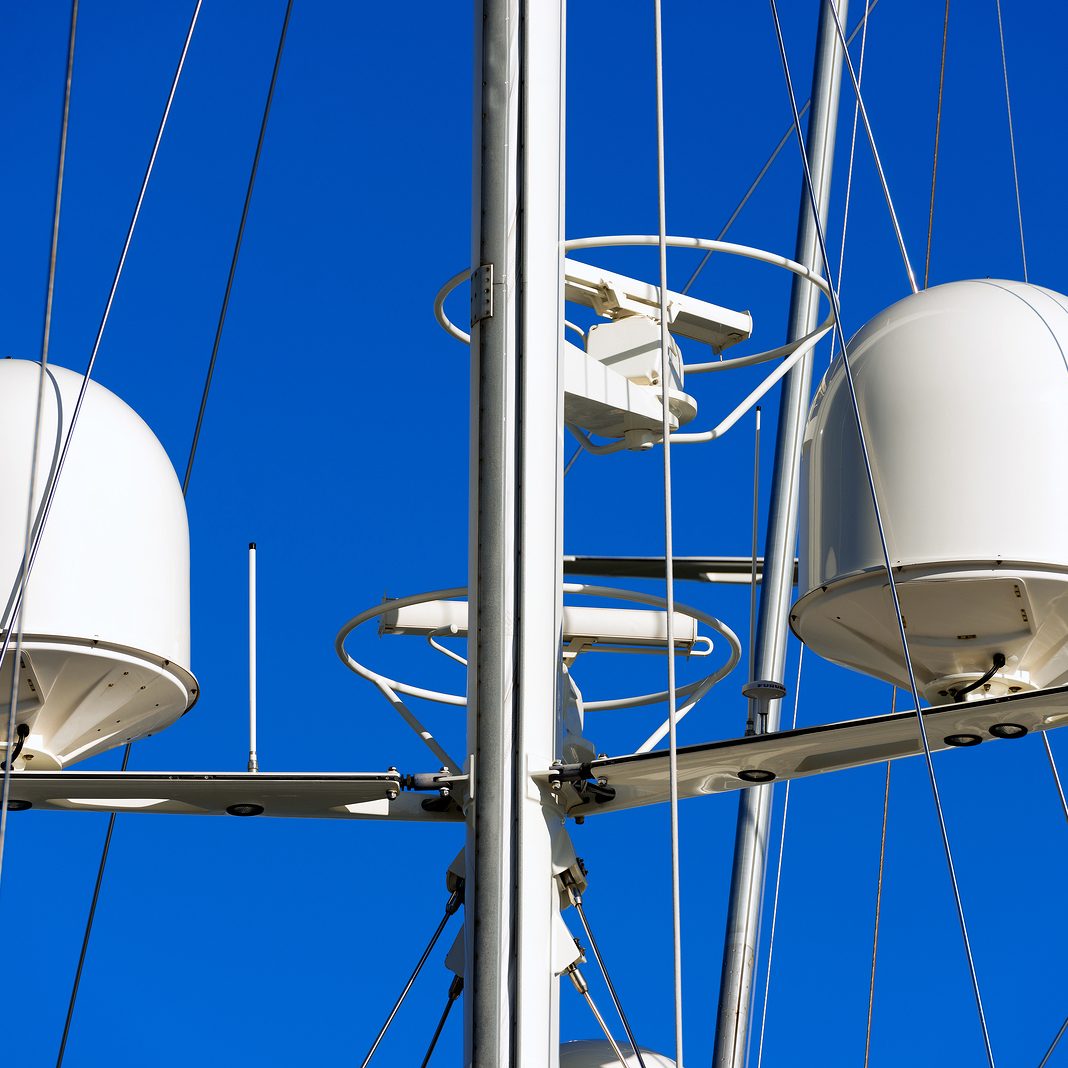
[652,3,684,1062]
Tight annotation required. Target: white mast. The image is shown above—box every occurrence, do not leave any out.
[713,2,850,1065]
[465,1,566,1065]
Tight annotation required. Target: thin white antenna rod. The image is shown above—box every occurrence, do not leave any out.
[248,542,259,773]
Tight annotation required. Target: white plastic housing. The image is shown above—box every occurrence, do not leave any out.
[792,280,1068,703]
[560,1041,676,1068]
[0,360,197,768]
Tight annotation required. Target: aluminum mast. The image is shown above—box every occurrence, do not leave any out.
[465,1,567,1065]
[712,3,850,1065]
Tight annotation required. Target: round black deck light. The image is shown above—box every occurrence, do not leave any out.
[5,799,31,811]
[943,733,983,747]
[737,768,776,783]
[988,722,1028,739]
[226,802,264,817]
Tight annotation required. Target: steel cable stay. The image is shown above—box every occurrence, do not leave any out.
[863,704,894,1068]
[418,975,464,1068]
[653,3,685,1059]
[182,0,295,496]
[1036,1016,1068,1068]
[0,0,78,885]
[1,0,204,911]
[358,885,464,1068]
[924,0,952,289]
[680,0,883,297]
[987,7,1066,826]
[769,3,997,1064]
[994,0,1028,283]
[753,645,804,1068]
[50,5,297,1062]
[562,873,648,1068]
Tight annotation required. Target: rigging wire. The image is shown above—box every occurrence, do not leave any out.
[652,2,684,1062]
[767,5,997,1064]
[54,744,130,1068]
[924,0,951,289]
[833,0,871,308]
[359,886,463,1068]
[753,645,804,1068]
[994,0,1028,283]
[567,964,631,1068]
[823,1,919,295]
[50,4,300,1060]
[563,876,647,1068]
[747,408,761,687]
[1036,1016,1068,1068]
[418,975,463,1068]
[0,0,79,887]
[863,693,895,1068]
[681,0,881,296]
[1040,733,1067,824]
[182,0,294,495]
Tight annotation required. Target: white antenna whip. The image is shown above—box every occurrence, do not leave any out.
[248,542,259,773]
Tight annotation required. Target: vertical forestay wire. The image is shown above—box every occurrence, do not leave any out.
[0,0,80,886]
[994,0,1027,283]
[924,0,951,289]
[768,4,998,1065]
[652,1,684,1062]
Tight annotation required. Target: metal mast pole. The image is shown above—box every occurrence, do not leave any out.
[712,3,849,1065]
[465,0,566,1066]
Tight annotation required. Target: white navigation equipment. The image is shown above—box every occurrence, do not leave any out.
[0,359,197,769]
[792,280,1068,704]
[560,1040,676,1067]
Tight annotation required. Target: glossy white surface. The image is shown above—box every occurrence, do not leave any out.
[793,281,1068,700]
[0,359,196,766]
[560,1040,676,1067]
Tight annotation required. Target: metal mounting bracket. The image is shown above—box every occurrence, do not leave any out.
[470,263,493,325]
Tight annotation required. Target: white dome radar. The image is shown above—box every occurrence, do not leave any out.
[793,280,1068,704]
[560,1040,676,1067]
[0,360,197,770]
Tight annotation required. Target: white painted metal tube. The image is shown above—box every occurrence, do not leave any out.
[248,542,258,773]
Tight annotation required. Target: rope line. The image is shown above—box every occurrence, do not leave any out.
[753,645,804,1068]
[652,2,684,1062]
[924,0,951,289]
[994,0,1027,282]
[863,693,895,1068]
[681,0,882,296]
[0,0,79,887]
[182,0,294,494]
[767,5,997,1063]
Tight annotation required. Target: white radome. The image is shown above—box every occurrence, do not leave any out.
[0,359,197,769]
[560,1040,676,1067]
[793,280,1068,704]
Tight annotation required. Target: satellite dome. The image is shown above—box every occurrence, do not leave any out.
[0,359,197,769]
[560,1039,676,1067]
[792,280,1068,703]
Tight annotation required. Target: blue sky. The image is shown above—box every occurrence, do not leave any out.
[1,2,1065,1065]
